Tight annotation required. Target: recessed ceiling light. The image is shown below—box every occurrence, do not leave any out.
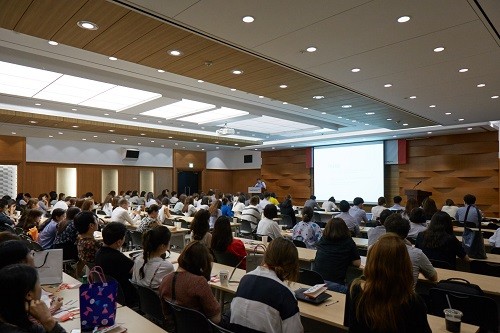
[352,120,356,122]
[216,147,219,149]
[403,123,408,126]
[282,102,288,105]
[34,103,41,106]
[387,118,392,121]
[254,149,258,151]
[272,147,275,150]
[168,50,182,56]
[104,113,109,116]
[427,132,432,134]
[458,68,468,73]
[193,139,197,141]
[351,68,361,73]
[48,40,58,46]
[72,125,79,128]
[58,132,63,135]
[304,107,309,110]
[258,95,264,99]
[365,112,375,115]
[291,145,295,147]
[157,120,162,123]
[93,135,98,138]
[140,133,145,136]
[161,145,165,148]
[230,88,237,91]
[29,120,37,124]
[138,143,142,145]
[341,105,352,108]
[338,116,343,119]
[433,47,445,52]
[111,140,115,143]
[234,143,238,146]
[168,136,173,139]
[72,108,77,111]
[467,128,472,131]
[231,69,243,75]
[132,117,137,120]
[409,96,417,99]
[477,83,485,88]
[108,56,117,61]
[492,95,499,99]
[384,84,392,88]
[82,138,86,141]
[48,135,53,138]
[321,112,326,114]
[242,16,254,23]
[11,132,16,135]
[365,123,369,126]
[429,105,436,108]
[157,69,165,73]
[196,145,200,148]
[123,138,128,141]
[306,46,317,53]
[201,148,205,151]
[108,129,114,132]
[150,140,155,143]
[397,16,411,23]
[214,141,219,144]
[182,146,186,149]
[458,118,464,121]
[77,21,98,30]
[313,95,324,99]
[197,80,204,83]
[445,112,452,115]
[279,84,288,88]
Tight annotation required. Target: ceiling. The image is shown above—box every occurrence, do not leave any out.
[0,0,498,150]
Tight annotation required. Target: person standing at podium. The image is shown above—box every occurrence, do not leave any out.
[254,178,266,191]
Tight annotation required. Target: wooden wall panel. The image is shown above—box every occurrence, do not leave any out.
[152,168,173,195]
[261,149,311,204]
[0,135,25,163]
[204,170,233,194]
[118,167,140,194]
[77,165,102,202]
[231,169,262,194]
[385,164,400,205]
[398,132,499,216]
[24,163,56,198]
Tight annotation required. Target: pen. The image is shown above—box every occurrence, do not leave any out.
[325,300,339,306]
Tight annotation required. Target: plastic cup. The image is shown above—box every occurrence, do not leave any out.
[233,217,238,224]
[174,221,182,229]
[219,270,229,286]
[444,309,462,332]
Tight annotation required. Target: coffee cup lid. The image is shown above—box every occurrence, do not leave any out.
[443,309,463,317]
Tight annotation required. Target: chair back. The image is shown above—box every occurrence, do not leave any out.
[484,223,499,230]
[279,214,293,229]
[129,230,143,249]
[298,269,324,286]
[163,299,211,333]
[292,239,307,248]
[213,249,241,267]
[465,221,477,228]
[131,282,165,327]
[239,220,253,237]
[469,260,500,278]
[430,259,453,269]
[429,288,498,332]
[209,320,235,333]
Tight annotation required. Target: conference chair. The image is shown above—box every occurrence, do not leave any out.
[209,320,234,333]
[129,230,143,250]
[131,281,165,328]
[292,239,307,248]
[238,219,253,239]
[298,269,324,286]
[469,260,500,278]
[212,249,241,267]
[163,300,211,333]
[429,288,498,333]
[465,222,478,228]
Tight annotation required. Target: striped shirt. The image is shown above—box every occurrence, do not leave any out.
[240,205,261,230]
[230,266,303,333]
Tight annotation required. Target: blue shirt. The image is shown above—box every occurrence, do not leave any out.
[39,220,58,249]
[221,205,234,217]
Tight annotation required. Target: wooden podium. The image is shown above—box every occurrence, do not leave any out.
[404,189,432,205]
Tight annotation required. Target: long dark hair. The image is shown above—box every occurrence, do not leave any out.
[210,216,232,251]
[178,241,213,281]
[208,200,221,216]
[0,264,39,329]
[323,217,351,241]
[17,209,43,232]
[191,209,210,241]
[421,211,454,248]
[139,227,171,279]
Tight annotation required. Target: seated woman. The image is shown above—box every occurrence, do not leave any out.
[74,211,101,265]
[53,207,81,260]
[231,195,245,215]
[256,204,282,240]
[211,216,246,269]
[132,226,174,290]
[415,211,469,269]
[230,237,303,333]
[0,240,35,268]
[37,193,50,214]
[102,194,114,216]
[137,204,160,233]
[0,264,67,333]
[190,209,212,247]
[80,199,95,212]
[208,200,222,229]
[17,209,43,241]
[402,198,418,221]
[159,241,221,325]
[181,196,196,217]
[220,197,234,217]
[157,197,172,224]
[422,197,438,221]
[172,194,186,215]
[38,208,66,250]
[278,194,297,226]
[314,218,360,293]
[407,208,427,240]
[291,206,322,249]
[346,233,431,333]
[145,192,158,208]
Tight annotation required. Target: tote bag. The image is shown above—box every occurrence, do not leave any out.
[35,248,63,285]
[461,206,486,259]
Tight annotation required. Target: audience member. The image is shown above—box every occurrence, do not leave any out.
[137,204,160,233]
[145,192,157,208]
[232,195,246,214]
[336,200,359,236]
[371,197,386,220]
[314,218,360,293]
[172,194,186,214]
[102,194,114,216]
[258,192,272,211]
[220,197,234,218]
[95,222,137,306]
[407,208,427,240]
[111,198,141,226]
[390,195,404,210]
[212,216,246,266]
[53,207,80,260]
[304,195,321,210]
[230,237,303,333]
[190,209,212,247]
[278,194,297,226]
[322,196,338,212]
[159,241,221,325]
[169,191,179,204]
[346,234,431,333]
[38,208,66,250]
[455,194,482,226]
[349,197,368,225]
[367,209,392,247]
[0,240,34,268]
[384,214,437,285]
[17,209,43,241]
[422,197,438,220]
[441,199,459,218]
[402,197,419,221]
[74,211,101,265]
[0,198,15,232]
[181,196,196,217]
[256,204,282,240]
[240,196,261,231]
[208,200,222,229]
[37,193,50,214]
[269,192,279,206]
[489,228,500,248]
[157,197,171,223]
[81,199,95,212]
[0,231,20,243]
[415,211,469,269]
[132,226,174,290]
[292,206,322,249]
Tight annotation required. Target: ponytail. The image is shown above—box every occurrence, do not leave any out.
[139,226,172,280]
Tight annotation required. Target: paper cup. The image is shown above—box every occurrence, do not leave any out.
[232,217,238,224]
[174,221,182,229]
[219,270,229,286]
[444,309,462,333]
[261,235,268,246]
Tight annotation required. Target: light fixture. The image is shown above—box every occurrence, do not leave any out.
[157,120,162,123]
[467,128,472,130]
[29,120,37,124]
[397,16,411,23]
[77,21,98,30]
[231,69,243,75]
[304,107,309,110]
[306,46,317,53]
[35,103,41,106]
[168,50,182,56]
[58,132,63,135]
[230,88,237,91]
[313,95,324,99]
[409,96,417,99]
[258,96,264,98]
[242,16,254,23]
[82,138,86,141]
[151,140,155,143]
[193,139,197,141]
[387,118,392,121]
[393,135,397,138]
[132,117,137,120]
[104,113,109,116]
[477,83,485,87]
[48,40,58,46]
[168,136,173,139]
[384,84,392,88]
[11,132,16,135]
[93,135,98,138]
[140,133,145,136]
[216,147,219,149]
[282,102,288,105]
[138,143,142,145]
[108,129,114,132]
[108,56,117,61]
[161,145,165,148]
[321,112,326,114]
[72,125,79,128]
[111,140,115,143]
[201,148,205,151]
[429,105,436,108]
[352,120,356,122]
[123,138,128,141]
[365,112,375,115]
[427,132,432,134]
[403,123,408,126]
[157,69,165,73]
[48,135,53,138]
[458,118,464,121]
[365,123,369,126]
[351,68,361,72]
[341,104,352,108]
[338,116,343,119]
[72,108,77,111]
[445,112,452,115]
[458,68,468,73]
[279,84,288,88]
[433,47,445,52]
[492,95,499,99]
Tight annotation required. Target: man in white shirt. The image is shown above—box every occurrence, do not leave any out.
[52,196,71,210]
[169,191,179,204]
[321,197,338,212]
[258,192,272,211]
[111,198,141,226]
[441,198,459,218]
[371,196,386,220]
[256,204,282,240]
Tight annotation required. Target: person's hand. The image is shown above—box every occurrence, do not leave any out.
[50,297,63,312]
[27,299,57,331]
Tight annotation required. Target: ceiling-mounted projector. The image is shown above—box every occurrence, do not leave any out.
[216,123,235,135]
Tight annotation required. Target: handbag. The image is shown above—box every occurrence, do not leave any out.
[35,248,63,284]
[79,266,118,332]
[436,278,483,296]
[461,206,486,259]
[246,244,266,272]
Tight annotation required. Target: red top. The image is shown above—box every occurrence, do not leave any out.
[227,238,247,270]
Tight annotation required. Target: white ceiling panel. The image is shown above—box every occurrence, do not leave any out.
[224,115,319,134]
[117,0,200,19]
[178,107,249,124]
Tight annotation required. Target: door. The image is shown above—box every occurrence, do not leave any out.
[177,171,199,196]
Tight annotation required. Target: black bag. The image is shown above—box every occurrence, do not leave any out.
[436,278,483,296]
[461,206,487,259]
